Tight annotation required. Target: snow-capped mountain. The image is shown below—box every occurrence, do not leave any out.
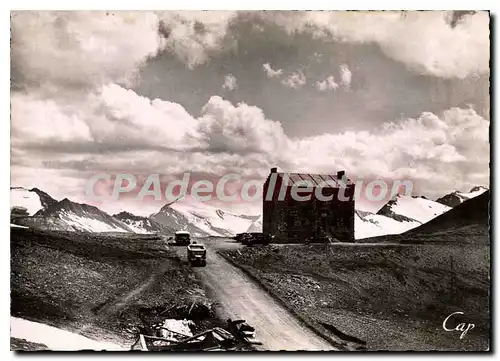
[151,205,210,237]
[10,187,57,215]
[408,190,489,237]
[113,211,173,234]
[354,195,451,240]
[377,195,452,224]
[11,184,488,239]
[247,215,263,232]
[30,198,133,233]
[436,186,488,208]
[152,198,259,237]
[355,188,489,240]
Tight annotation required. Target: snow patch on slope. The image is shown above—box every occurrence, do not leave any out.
[10,317,123,351]
[355,212,420,240]
[59,211,130,233]
[169,199,254,236]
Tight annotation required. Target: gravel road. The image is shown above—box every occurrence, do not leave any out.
[178,238,337,351]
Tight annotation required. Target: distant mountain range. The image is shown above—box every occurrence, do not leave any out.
[370,190,490,245]
[10,185,488,239]
[10,187,259,236]
[151,198,259,237]
[435,186,488,207]
[355,186,488,240]
[407,190,489,241]
[355,196,450,240]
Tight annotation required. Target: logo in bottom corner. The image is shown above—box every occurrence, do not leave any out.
[442,311,475,339]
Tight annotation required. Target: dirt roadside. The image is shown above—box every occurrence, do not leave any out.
[218,241,490,351]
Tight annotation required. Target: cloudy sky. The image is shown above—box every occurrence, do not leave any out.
[11,11,490,215]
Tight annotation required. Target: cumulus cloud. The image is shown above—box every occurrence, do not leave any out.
[10,10,239,87]
[281,70,306,89]
[11,85,289,171]
[339,64,352,89]
[222,74,238,91]
[289,107,489,197]
[262,63,283,78]
[157,11,237,69]
[197,96,289,156]
[315,65,350,91]
[268,11,490,78]
[11,11,165,88]
[13,11,486,83]
[315,75,339,91]
[11,92,92,145]
[11,85,203,158]
[13,82,489,203]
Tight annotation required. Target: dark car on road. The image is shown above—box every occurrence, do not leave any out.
[172,231,191,246]
[241,233,273,246]
[233,233,247,243]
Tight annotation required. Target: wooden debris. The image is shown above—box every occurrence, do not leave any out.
[136,322,260,351]
[132,304,258,351]
[188,301,196,315]
[139,334,148,351]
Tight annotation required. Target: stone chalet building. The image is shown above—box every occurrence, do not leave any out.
[262,168,355,243]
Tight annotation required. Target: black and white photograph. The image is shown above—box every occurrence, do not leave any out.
[9,10,490,351]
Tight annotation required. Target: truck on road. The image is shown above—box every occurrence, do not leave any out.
[187,243,207,266]
[173,231,191,246]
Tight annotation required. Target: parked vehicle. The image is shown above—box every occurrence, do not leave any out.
[173,231,191,246]
[187,243,207,266]
[233,233,248,243]
[241,233,273,246]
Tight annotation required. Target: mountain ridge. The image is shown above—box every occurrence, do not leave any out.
[30,198,133,233]
[10,185,489,239]
[436,186,488,207]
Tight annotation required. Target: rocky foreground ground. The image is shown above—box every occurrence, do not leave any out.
[11,228,221,349]
[220,243,490,351]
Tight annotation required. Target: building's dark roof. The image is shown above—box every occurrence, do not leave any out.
[276,172,354,188]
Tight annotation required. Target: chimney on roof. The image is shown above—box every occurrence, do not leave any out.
[337,170,345,179]
[271,167,278,173]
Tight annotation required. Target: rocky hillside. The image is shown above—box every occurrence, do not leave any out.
[377,195,451,223]
[113,211,173,234]
[436,186,488,207]
[25,198,133,233]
